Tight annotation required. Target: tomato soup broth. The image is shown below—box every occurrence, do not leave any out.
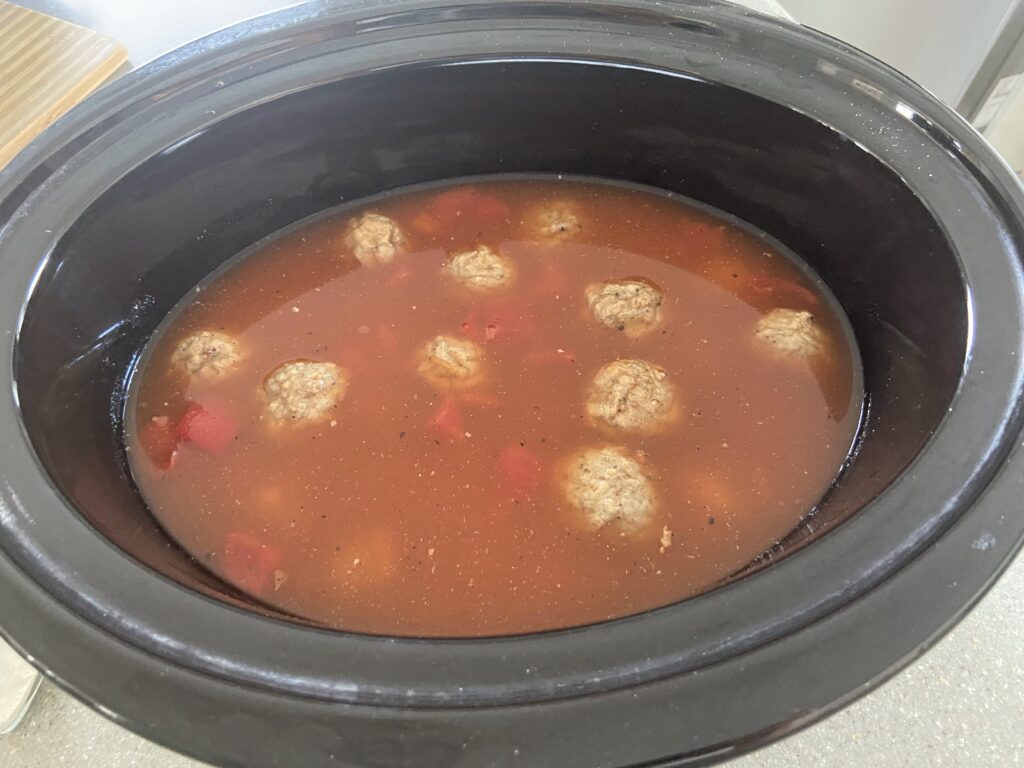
[125,178,863,636]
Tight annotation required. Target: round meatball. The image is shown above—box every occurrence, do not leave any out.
[586,359,675,432]
[418,335,483,388]
[171,330,241,378]
[343,212,405,267]
[755,308,824,357]
[263,360,348,423]
[565,447,655,531]
[446,245,514,290]
[531,201,582,240]
[586,278,664,337]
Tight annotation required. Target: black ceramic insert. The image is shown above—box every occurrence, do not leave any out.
[17,58,963,615]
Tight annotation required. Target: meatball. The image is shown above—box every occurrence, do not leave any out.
[586,359,675,432]
[565,446,655,531]
[755,308,824,357]
[446,245,514,290]
[171,330,241,378]
[263,360,348,423]
[531,201,582,240]
[343,212,405,267]
[586,278,664,337]
[418,335,483,388]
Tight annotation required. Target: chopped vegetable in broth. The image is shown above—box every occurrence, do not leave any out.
[125,178,864,637]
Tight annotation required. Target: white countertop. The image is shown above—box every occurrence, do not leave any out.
[1,1,1022,766]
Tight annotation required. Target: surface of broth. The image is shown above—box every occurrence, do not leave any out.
[126,178,863,636]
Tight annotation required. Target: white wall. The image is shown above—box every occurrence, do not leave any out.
[782,0,1016,105]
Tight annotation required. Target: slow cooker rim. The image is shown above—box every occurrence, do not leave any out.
[1,0,1023,722]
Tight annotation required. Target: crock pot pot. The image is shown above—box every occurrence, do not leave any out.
[2,1,1024,766]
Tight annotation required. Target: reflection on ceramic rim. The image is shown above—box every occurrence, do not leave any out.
[1,2,1023,767]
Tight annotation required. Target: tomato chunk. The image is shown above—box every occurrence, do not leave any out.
[339,529,398,583]
[425,185,482,219]
[747,274,819,308]
[411,212,441,236]
[473,194,511,223]
[424,185,510,229]
[429,398,464,441]
[498,445,543,496]
[176,401,238,454]
[223,532,282,595]
[139,416,177,470]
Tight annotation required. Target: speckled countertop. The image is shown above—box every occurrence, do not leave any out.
[1,1,1023,766]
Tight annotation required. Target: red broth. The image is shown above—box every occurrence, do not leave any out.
[125,178,863,636]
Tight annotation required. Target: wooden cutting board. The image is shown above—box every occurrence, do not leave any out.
[0,2,124,732]
[0,1,126,168]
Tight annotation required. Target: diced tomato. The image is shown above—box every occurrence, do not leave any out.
[174,404,202,441]
[747,274,819,308]
[252,484,284,513]
[429,398,464,441]
[461,298,532,344]
[175,401,238,454]
[411,212,441,236]
[424,185,510,229]
[223,531,282,595]
[473,194,511,223]
[498,445,544,496]
[139,415,177,470]
[686,220,730,247]
[425,186,481,220]
[339,529,398,582]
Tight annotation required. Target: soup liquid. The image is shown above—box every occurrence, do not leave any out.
[126,178,863,636]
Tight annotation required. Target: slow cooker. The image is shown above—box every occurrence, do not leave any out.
[2,1,1024,766]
